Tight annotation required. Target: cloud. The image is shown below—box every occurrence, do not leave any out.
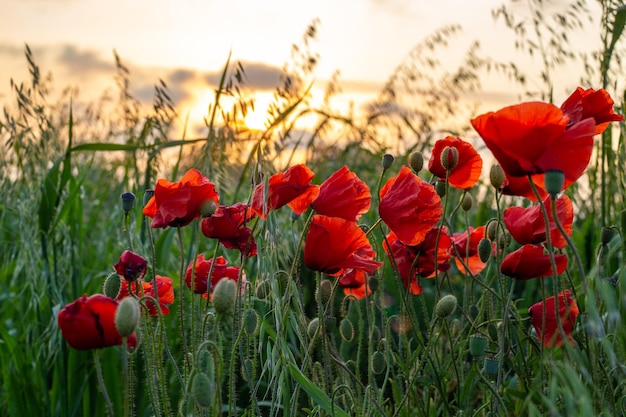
[56,45,115,75]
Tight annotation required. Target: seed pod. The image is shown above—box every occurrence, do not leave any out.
[115,297,140,338]
[483,356,499,377]
[382,154,395,170]
[469,334,488,358]
[120,192,136,213]
[544,170,564,196]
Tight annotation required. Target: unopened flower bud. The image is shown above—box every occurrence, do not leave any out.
[199,199,218,218]
[435,180,446,197]
[489,165,505,189]
[486,221,498,241]
[469,334,488,358]
[544,170,564,196]
[371,351,386,375]
[121,192,136,213]
[461,193,473,211]
[103,273,122,299]
[191,372,213,409]
[601,226,616,246]
[115,297,140,337]
[307,318,320,339]
[478,238,492,263]
[243,308,259,335]
[318,279,333,304]
[339,318,355,342]
[255,279,271,300]
[440,146,459,170]
[382,154,395,170]
[142,189,155,207]
[408,151,424,173]
[435,294,458,318]
[212,279,237,314]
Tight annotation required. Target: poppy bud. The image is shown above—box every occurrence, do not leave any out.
[544,170,564,196]
[371,351,386,375]
[339,318,355,342]
[382,154,395,170]
[478,238,492,263]
[212,279,237,314]
[115,297,140,338]
[483,356,499,377]
[241,358,256,382]
[196,349,213,376]
[191,372,213,409]
[435,294,457,319]
[199,199,218,218]
[601,226,616,245]
[307,318,320,339]
[255,279,271,300]
[469,334,488,358]
[318,279,333,304]
[486,221,498,241]
[103,273,122,299]
[440,146,459,170]
[435,180,446,197]
[324,316,337,332]
[461,193,473,211]
[142,189,155,207]
[408,151,424,173]
[489,165,505,189]
[368,276,379,293]
[121,192,136,213]
[243,308,259,335]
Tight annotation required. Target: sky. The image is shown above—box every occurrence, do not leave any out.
[0,0,605,134]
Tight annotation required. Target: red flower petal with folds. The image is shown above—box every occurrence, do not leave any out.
[185,255,245,300]
[504,195,573,249]
[428,136,483,189]
[383,227,452,295]
[201,203,257,257]
[338,269,370,299]
[560,87,624,134]
[452,226,487,275]
[143,168,219,228]
[311,166,371,221]
[117,276,175,316]
[379,166,442,246]
[113,250,148,282]
[251,164,320,219]
[58,294,137,350]
[500,173,547,202]
[500,244,567,279]
[471,102,596,185]
[304,215,382,277]
[529,290,579,347]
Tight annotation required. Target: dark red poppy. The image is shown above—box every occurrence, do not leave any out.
[379,166,442,246]
[143,168,219,228]
[201,203,257,257]
[500,244,568,279]
[452,226,487,275]
[185,254,245,299]
[117,276,175,316]
[428,136,483,189]
[250,164,320,219]
[528,289,579,347]
[311,166,371,221]
[383,227,452,295]
[58,294,137,350]
[471,101,596,186]
[304,215,382,277]
[113,250,148,282]
[504,195,573,249]
[560,87,623,134]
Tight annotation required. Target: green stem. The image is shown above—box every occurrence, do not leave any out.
[93,350,115,417]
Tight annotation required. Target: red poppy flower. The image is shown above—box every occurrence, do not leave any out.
[113,250,148,282]
[379,166,442,246]
[499,173,548,202]
[500,244,568,279]
[58,294,137,350]
[528,289,579,347]
[428,136,483,189]
[452,226,487,275]
[383,227,452,295]
[185,254,245,299]
[143,168,219,228]
[201,203,257,257]
[117,276,175,316]
[304,215,382,277]
[504,195,573,249]
[311,166,371,221]
[251,164,320,219]
[337,269,370,299]
[560,87,623,134]
[471,101,597,185]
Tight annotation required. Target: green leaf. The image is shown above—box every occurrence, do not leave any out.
[609,5,626,53]
[286,363,349,417]
[69,143,146,152]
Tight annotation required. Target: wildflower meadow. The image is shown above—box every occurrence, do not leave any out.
[2,2,626,416]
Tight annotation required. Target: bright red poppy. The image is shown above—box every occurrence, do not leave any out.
[311,166,371,221]
[58,294,137,350]
[143,168,219,228]
[471,101,596,186]
[250,164,320,219]
[383,227,452,295]
[452,226,487,275]
[500,244,568,279]
[528,289,579,347]
[504,195,573,249]
[201,203,257,257]
[337,269,370,299]
[185,254,245,299]
[113,250,148,282]
[304,215,382,277]
[560,87,623,134]
[428,136,483,189]
[499,173,548,202]
[117,276,175,316]
[379,166,442,246]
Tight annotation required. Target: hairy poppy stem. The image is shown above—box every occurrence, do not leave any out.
[92,350,115,417]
